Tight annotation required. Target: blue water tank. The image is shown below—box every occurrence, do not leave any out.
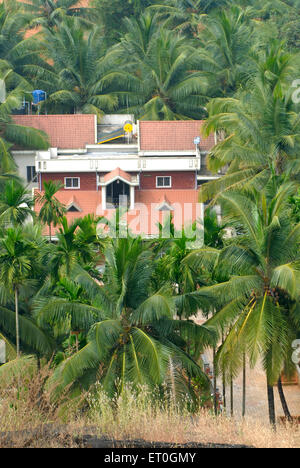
[32,90,46,105]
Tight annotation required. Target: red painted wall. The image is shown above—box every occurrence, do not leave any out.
[140,171,196,190]
[41,172,97,191]
[41,171,196,192]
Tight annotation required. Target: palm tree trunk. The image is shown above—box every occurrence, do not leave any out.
[230,374,234,417]
[277,376,293,422]
[37,353,41,371]
[15,288,20,358]
[242,353,246,418]
[222,371,226,412]
[221,333,226,411]
[267,383,276,428]
[49,223,52,243]
[213,346,218,416]
[75,332,79,353]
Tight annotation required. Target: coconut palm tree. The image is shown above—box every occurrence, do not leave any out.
[35,180,66,242]
[196,6,258,97]
[49,215,102,280]
[119,11,163,63]
[154,230,211,321]
[21,0,93,29]
[33,275,101,358]
[0,66,49,196]
[0,69,49,148]
[0,66,49,185]
[90,0,154,44]
[185,181,300,426]
[200,43,300,202]
[44,237,214,402]
[31,18,120,118]
[152,0,229,36]
[204,207,226,249]
[0,226,53,357]
[0,1,43,75]
[237,0,295,21]
[111,17,208,120]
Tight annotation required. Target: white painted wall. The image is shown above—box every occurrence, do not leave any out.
[100,114,134,125]
[36,154,200,173]
[12,151,38,189]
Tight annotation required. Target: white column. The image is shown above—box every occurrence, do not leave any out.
[130,186,135,210]
[102,186,107,211]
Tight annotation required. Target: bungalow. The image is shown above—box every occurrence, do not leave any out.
[13,114,219,238]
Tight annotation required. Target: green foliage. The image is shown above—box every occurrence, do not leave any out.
[200,42,300,201]
[32,17,120,118]
[21,0,93,28]
[193,182,300,385]
[0,180,34,227]
[0,65,49,187]
[91,0,154,43]
[41,237,214,401]
[35,180,66,240]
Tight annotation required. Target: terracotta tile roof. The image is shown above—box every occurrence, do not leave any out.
[132,190,201,234]
[157,194,173,210]
[139,121,215,152]
[67,195,80,205]
[13,114,96,149]
[136,189,199,205]
[35,190,102,225]
[103,168,132,184]
[66,195,83,211]
[34,188,201,236]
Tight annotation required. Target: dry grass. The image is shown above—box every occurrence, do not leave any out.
[86,385,300,448]
[0,365,299,448]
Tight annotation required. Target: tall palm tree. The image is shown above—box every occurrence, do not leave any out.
[35,180,66,241]
[197,6,258,97]
[237,0,295,21]
[155,230,211,322]
[185,181,300,426]
[0,61,49,196]
[49,216,101,279]
[152,0,230,36]
[0,66,50,189]
[111,16,208,120]
[33,275,100,357]
[204,207,226,249]
[91,0,154,44]
[32,18,120,118]
[21,0,93,29]
[0,226,53,358]
[44,237,214,401]
[0,67,49,147]
[200,43,300,202]
[0,1,44,78]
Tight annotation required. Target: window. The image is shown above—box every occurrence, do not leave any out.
[64,177,80,189]
[156,176,172,188]
[157,202,173,212]
[27,166,37,183]
[67,205,81,212]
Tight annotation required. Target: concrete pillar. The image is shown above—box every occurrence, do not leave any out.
[130,186,135,210]
[102,186,106,211]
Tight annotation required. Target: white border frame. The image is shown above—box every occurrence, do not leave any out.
[64,177,81,190]
[156,176,172,189]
